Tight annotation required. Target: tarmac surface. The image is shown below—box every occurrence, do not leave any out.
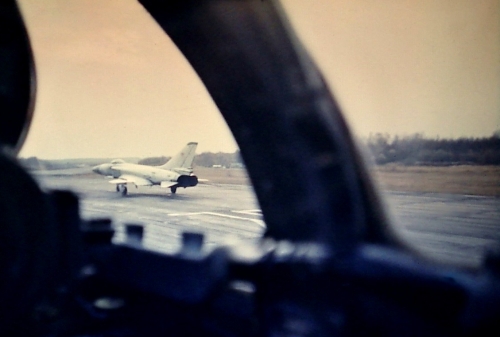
[34,173,500,269]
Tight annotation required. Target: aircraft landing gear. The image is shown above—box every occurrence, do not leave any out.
[117,184,127,196]
[170,187,177,194]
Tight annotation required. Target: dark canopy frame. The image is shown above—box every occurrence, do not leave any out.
[1,0,399,252]
[0,1,35,153]
[3,1,499,335]
[137,0,398,252]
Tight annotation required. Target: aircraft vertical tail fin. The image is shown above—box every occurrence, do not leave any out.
[160,142,198,171]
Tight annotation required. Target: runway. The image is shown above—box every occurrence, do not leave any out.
[35,174,264,254]
[34,173,500,268]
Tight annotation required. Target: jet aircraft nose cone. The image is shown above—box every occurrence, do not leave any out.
[92,165,100,173]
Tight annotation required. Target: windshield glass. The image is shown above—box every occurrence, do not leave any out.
[280,0,500,267]
[16,0,500,268]
[17,0,263,253]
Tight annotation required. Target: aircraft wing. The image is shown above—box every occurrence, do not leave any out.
[109,175,153,186]
[160,181,177,188]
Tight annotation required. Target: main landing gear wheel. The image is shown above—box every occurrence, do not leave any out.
[170,187,177,194]
[117,184,127,196]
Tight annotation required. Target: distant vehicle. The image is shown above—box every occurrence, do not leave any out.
[92,142,198,195]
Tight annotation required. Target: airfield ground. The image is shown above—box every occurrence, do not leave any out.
[372,165,500,197]
[194,165,500,196]
[32,165,500,269]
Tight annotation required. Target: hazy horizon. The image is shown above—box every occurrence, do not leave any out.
[16,0,500,160]
[19,131,500,161]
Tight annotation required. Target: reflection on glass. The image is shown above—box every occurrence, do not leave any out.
[15,0,500,267]
[16,0,263,253]
[280,0,500,268]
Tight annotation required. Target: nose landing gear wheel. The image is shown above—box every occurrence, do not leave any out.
[117,184,127,196]
[170,187,177,194]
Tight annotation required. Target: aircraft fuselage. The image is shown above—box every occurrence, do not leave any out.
[114,163,179,184]
[92,163,198,188]
[92,142,199,194]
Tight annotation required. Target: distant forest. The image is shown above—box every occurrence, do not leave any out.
[138,133,500,168]
[364,133,500,165]
[137,135,500,167]
[138,151,243,168]
[19,151,244,170]
[19,133,500,170]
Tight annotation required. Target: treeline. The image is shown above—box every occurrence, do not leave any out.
[137,151,243,168]
[365,133,500,165]
[21,134,500,170]
[19,151,244,170]
[194,151,243,168]
[19,157,139,170]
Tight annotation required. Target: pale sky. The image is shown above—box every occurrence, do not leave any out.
[17,0,500,159]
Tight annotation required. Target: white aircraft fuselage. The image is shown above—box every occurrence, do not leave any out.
[92,142,199,195]
[94,163,180,183]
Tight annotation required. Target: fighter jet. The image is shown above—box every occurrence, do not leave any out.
[92,142,199,195]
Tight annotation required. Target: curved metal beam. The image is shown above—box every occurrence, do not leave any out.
[0,0,36,153]
[139,0,401,252]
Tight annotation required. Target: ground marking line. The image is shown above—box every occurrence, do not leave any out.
[204,212,266,228]
[168,212,207,217]
[232,209,262,215]
[167,211,266,228]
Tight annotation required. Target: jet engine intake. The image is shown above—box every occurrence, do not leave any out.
[177,175,198,187]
